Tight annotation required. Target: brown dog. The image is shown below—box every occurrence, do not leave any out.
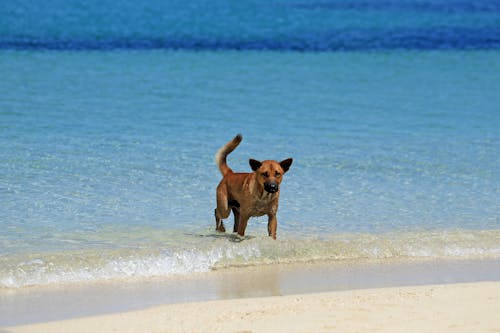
[214,134,293,239]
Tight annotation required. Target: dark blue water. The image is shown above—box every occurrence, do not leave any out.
[1,0,500,50]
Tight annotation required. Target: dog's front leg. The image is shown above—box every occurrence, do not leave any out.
[267,214,277,240]
[237,214,250,237]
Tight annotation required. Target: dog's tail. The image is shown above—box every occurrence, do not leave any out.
[215,134,242,176]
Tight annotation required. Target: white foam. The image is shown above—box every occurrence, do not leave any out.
[2,229,500,289]
[0,241,264,288]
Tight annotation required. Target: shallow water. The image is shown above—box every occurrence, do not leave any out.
[1,0,499,288]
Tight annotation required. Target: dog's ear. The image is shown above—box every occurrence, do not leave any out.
[280,158,293,173]
[249,159,262,172]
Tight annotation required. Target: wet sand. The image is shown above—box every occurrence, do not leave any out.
[5,281,500,333]
[1,258,499,328]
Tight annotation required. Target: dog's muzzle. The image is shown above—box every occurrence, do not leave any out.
[264,182,279,193]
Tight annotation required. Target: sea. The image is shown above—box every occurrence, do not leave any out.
[1,0,499,289]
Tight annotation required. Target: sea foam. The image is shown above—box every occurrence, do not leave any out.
[1,229,499,289]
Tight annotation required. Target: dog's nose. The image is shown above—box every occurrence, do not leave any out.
[264,182,279,193]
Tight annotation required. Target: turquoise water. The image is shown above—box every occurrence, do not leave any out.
[1,0,500,288]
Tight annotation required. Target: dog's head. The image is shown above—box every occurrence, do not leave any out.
[249,158,293,194]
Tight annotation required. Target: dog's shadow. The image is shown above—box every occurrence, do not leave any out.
[188,232,255,243]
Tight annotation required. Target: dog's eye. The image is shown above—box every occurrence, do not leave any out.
[275,172,281,178]
[262,172,269,178]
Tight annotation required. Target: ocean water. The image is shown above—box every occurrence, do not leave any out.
[1,0,500,289]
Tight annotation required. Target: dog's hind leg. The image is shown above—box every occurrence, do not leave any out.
[215,184,230,232]
[214,209,226,232]
[231,205,240,233]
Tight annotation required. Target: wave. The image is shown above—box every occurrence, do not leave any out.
[1,229,499,289]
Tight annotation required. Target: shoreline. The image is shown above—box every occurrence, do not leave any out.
[5,281,500,333]
[1,257,499,327]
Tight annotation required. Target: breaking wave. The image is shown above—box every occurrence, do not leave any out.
[1,229,499,289]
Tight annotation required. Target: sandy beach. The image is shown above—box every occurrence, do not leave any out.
[5,281,500,333]
[3,259,500,333]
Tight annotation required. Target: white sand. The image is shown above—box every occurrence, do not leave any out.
[6,281,500,333]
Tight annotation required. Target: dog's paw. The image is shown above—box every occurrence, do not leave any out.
[216,222,226,232]
[230,234,245,242]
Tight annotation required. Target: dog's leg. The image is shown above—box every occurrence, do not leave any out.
[237,214,250,237]
[214,209,225,232]
[215,184,230,232]
[231,206,240,233]
[215,206,230,232]
[267,213,277,240]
